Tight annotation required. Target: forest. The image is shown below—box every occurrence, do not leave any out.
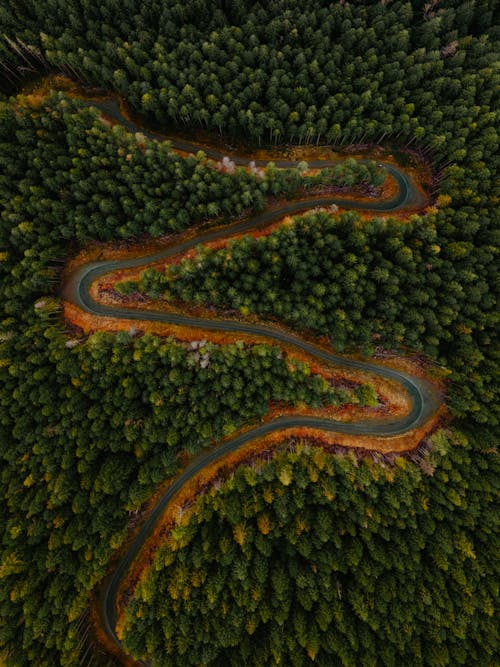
[0,1,498,666]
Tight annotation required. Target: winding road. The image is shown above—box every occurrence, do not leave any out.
[62,97,440,665]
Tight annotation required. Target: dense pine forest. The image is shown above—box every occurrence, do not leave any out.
[0,1,498,666]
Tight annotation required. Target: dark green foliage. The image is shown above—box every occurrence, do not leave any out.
[0,2,498,665]
[123,434,498,666]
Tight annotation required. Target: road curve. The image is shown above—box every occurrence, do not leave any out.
[63,98,439,665]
